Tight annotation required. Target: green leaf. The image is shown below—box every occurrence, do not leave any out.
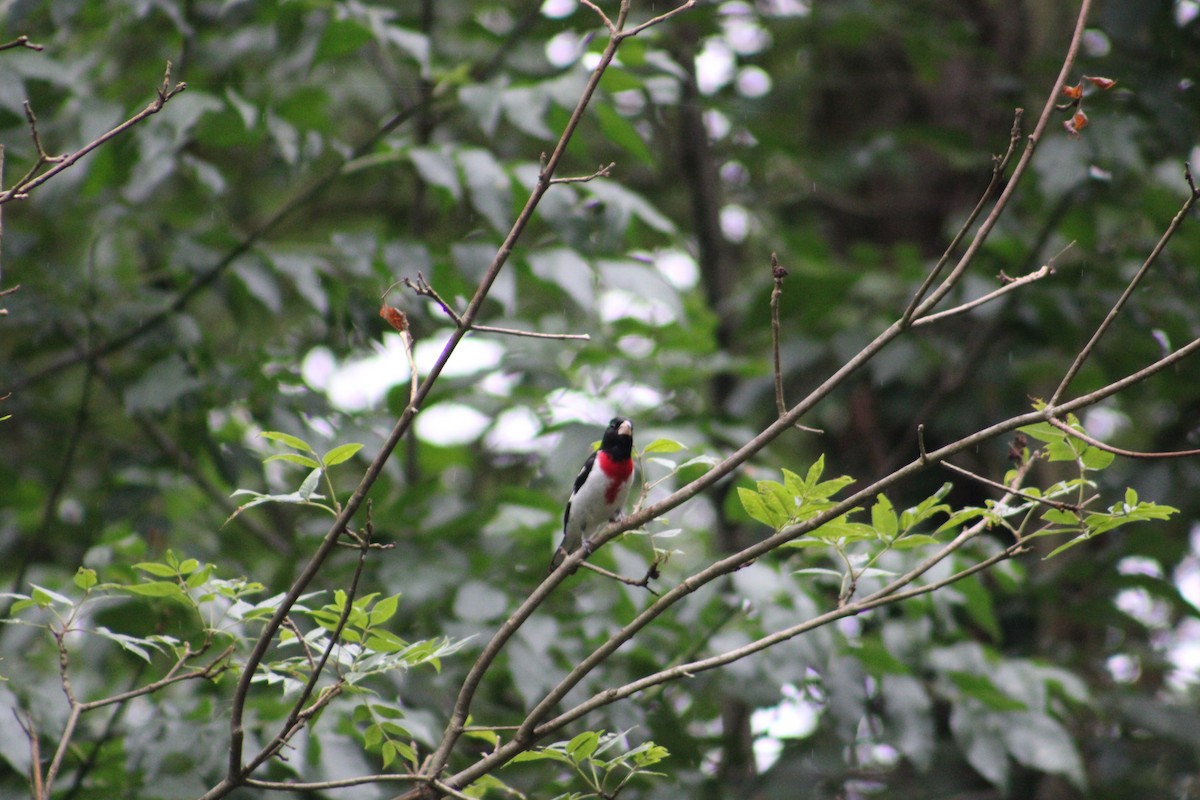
[811,515,875,542]
[266,453,322,469]
[322,443,364,467]
[567,731,600,763]
[527,247,594,308]
[890,533,939,550]
[642,438,687,454]
[381,740,397,769]
[74,567,98,591]
[854,637,910,676]
[1041,508,1080,526]
[738,487,779,530]
[316,17,373,62]
[1001,712,1086,789]
[369,593,401,626]
[594,102,653,166]
[186,564,215,589]
[458,148,513,233]
[793,567,845,579]
[30,584,72,607]
[781,538,832,550]
[409,146,462,201]
[123,581,187,600]
[1080,446,1115,470]
[298,468,322,500]
[464,728,500,746]
[260,431,314,453]
[935,507,988,534]
[805,454,826,486]
[871,494,898,539]
[947,672,1027,711]
[509,749,568,765]
[954,575,1002,641]
[134,561,178,577]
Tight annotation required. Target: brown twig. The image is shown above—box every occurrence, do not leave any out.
[1047,416,1200,459]
[405,272,591,340]
[549,161,615,185]
[580,559,661,595]
[911,262,1055,327]
[0,62,186,205]
[15,710,43,800]
[901,110,1024,326]
[0,35,44,52]
[245,774,421,791]
[767,254,822,433]
[770,253,788,417]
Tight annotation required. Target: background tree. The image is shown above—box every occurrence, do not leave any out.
[1,1,1199,799]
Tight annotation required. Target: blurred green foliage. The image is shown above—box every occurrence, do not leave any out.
[2,1,1199,798]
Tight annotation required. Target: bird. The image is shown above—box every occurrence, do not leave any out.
[550,417,635,572]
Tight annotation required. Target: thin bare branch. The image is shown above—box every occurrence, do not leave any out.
[770,253,788,417]
[549,161,614,185]
[0,35,44,52]
[1048,416,1200,459]
[911,263,1054,327]
[618,0,698,39]
[768,254,822,434]
[579,0,616,32]
[245,774,421,791]
[430,779,479,800]
[79,646,233,711]
[405,273,591,340]
[1049,162,1200,406]
[0,62,186,205]
[469,323,591,340]
[901,110,1023,326]
[14,710,43,800]
[580,559,661,595]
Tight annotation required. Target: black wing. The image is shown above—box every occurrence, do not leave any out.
[563,450,597,529]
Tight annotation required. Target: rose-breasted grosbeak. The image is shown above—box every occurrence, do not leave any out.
[550,417,635,572]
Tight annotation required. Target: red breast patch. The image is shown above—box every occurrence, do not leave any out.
[597,451,633,503]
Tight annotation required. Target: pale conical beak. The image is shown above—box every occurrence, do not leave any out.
[618,420,633,437]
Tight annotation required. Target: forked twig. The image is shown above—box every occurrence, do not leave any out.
[580,558,662,595]
[0,62,186,205]
[404,272,591,341]
[0,35,43,52]
[901,110,1024,326]
[549,161,615,185]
